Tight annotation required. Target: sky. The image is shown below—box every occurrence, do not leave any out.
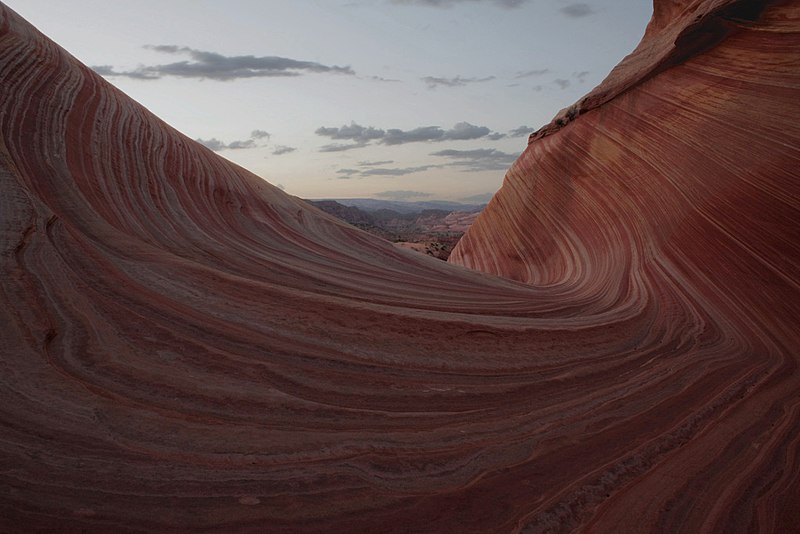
[10,0,653,202]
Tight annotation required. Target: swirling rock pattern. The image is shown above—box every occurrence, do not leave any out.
[1,0,798,532]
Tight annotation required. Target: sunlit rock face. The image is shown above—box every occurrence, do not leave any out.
[1,0,798,531]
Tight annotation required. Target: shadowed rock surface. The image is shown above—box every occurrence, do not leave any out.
[1,1,799,532]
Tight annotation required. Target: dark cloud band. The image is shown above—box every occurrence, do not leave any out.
[93,46,354,81]
[316,121,494,149]
[421,75,495,89]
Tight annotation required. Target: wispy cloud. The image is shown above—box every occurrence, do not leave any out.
[559,3,596,18]
[358,160,395,167]
[198,137,256,151]
[93,45,354,81]
[197,129,270,152]
[383,123,491,144]
[196,138,230,152]
[316,121,495,149]
[391,0,529,8]
[421,75,495,89]
[365,75,402,82]
[319,142,369,153]
[92,65,118,76]
[316,123,386,143]
[553,78,571,89]
[508,125,533,137]
[573,70,590,83]
[515,68,550,79]
[226,139,257,149]
[430,148,517,171]
[362,165,440,176]
[272,145,296,155]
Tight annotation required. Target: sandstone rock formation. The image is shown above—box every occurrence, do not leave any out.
[1,0,798,532]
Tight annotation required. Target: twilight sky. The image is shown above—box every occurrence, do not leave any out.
[11,0,652,202]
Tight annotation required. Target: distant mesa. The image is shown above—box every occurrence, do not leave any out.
[1,0,799,532]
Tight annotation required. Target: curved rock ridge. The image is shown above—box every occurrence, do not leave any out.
[451,0,800,529]
[1,1,798,532]
[526,0,788,142]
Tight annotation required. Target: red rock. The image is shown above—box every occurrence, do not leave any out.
[451,0,800,530]
[1,0,799,532]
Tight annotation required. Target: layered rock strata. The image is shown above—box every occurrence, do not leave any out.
[2,0,799,531]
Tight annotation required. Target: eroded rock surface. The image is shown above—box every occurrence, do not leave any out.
[1,0,799,531]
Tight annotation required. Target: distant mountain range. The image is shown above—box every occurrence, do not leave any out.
[304,198,483,260]
[309,198,486,214]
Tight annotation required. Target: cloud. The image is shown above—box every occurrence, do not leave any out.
[92,65,116,76]
[421,75,495,89]
[358,160,395,166]
[391,0,528,8]
[196,129,270,151]
[374,190,432,200]
[559,3,595,18]
[315,123,386,143]
[365,75,401,82]
[197,137,257,151]
[508,125,533,137]
[336,168,361,177]
[226,139,257,149]
[319,142,368,152]
[361,165,440,176]
[382,126,444,144]
[573,71,590,82]
[445,122,492,140]
[93,46,354,81]
[272,145,296,155]
[515,68,550,79]
[382,123,491,144]
[430,148,517,171]
[553,78,571,89]
[196,138,227,151]
[487,132,507,140]
[316,121,494,147]
[228,139,256,150]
